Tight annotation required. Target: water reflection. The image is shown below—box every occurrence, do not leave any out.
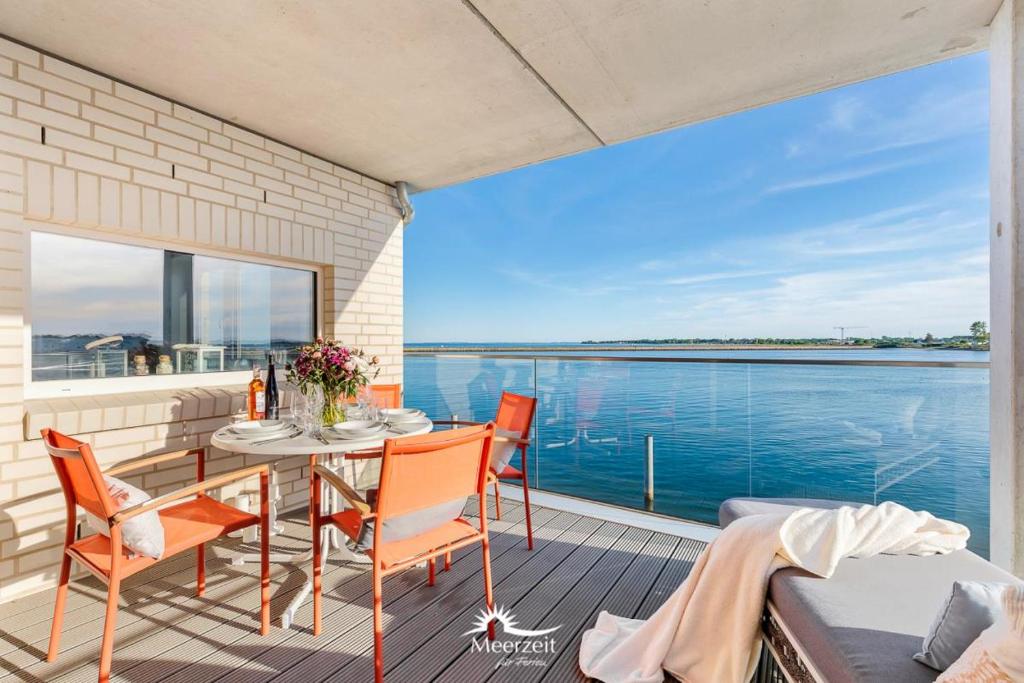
[406,355,991,557]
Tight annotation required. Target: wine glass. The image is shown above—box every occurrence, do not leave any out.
[291,389,311,434]
[353,385,371,420]
[306,385,325,431]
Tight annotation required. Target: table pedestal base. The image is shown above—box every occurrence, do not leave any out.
[227,454,373,629]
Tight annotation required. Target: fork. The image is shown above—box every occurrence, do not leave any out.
[251,427,302,446]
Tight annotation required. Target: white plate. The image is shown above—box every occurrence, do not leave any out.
[230,420,289,436]
[380,408,425,423]
[327,421,386,439]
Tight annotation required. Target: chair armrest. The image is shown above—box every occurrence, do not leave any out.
[432,424,528,447]
[343,447,383,461]
[494,435,530,447]
[105,448,205,477]
[111,464,268,524]
[314,464,372,515]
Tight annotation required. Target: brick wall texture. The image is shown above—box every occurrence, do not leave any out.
[0,37,405,601]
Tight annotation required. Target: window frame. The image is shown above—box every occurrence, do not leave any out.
[24,223,323,399]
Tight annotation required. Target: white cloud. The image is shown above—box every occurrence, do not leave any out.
[783,86,986,163]
[853,88,987,156]
[823,96,870,132]
[650,249,989,338]
[658,269,782,286]
[763,156,929,195]
[498,267,632,297]
[776,202,984,258]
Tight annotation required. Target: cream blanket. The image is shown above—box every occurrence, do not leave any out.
[578,502,970,683]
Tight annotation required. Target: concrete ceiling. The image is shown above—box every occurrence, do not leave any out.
[0,0,1001,190]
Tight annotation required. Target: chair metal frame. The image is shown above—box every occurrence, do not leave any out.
[42,429,271,683]
[434,390,538,549]
[312,423,497,683]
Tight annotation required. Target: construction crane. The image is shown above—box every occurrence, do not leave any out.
[833,326,866,344]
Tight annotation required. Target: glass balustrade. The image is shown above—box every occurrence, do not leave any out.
[405,354,991,556]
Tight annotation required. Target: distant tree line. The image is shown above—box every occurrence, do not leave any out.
[582,322,991,350]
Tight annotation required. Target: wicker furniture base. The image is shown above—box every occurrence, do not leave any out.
[755,605,817,683]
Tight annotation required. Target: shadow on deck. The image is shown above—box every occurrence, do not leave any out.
[0,498,706,682]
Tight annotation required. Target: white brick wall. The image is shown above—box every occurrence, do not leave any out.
[0,38,405,602]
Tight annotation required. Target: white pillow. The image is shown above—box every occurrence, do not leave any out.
[937,584,1024,682]
[491,428,523,473]
[85,476,165,559]
[355,497,469,550]
[915,581,1012,671]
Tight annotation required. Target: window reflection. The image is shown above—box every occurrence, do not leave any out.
[192,255,315,371]
[30,232,315,382]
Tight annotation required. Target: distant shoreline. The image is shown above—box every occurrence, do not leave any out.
[405,344,913,353]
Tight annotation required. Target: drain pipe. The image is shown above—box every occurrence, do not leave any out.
[396,181,415,225]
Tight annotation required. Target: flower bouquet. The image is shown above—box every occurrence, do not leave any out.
[286,338,380,425]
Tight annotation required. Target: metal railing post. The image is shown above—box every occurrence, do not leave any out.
[644,434,654,510]
[450,413,458,430]
[533,357,539,490]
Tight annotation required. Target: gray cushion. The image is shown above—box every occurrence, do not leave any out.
[719,497,1020,683]
[717,496,851,529]
[354,490,468,550]
[914,581,1017,671]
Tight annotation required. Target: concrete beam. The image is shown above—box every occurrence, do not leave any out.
[989,0,1024,575]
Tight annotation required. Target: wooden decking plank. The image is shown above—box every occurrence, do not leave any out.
[538,531,685,683]
[486,525,656,683]
[2,556,285,681]
[437,522,637,682]
[317,510,587,683]
[633,537,705,620]
[151,504,538,683]
[0,520,316,665]
[0,518,323,683]
[4,566,276,682]
[2,501,524,683]
[5,559,264,672]
[97,552,374,683]
[0,498,509,633]
[378,514,605,683]
[0,549,202,655]
[7,540,313,683]
[278,508,579,683]
[0,545,202,624]
[0,495,715,683]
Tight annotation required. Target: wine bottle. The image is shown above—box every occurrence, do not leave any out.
[248,366,265,420]
[265,354,280,420]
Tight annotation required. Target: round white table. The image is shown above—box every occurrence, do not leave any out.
[210,416,434,628]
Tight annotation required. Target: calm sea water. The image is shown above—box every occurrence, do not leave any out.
[404,347,991,556]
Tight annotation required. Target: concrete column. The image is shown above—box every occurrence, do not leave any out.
[989,0,1024,576]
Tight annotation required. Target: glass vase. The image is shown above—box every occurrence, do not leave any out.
[322,387,346,426]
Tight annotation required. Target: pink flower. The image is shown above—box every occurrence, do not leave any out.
[343,360,355,372]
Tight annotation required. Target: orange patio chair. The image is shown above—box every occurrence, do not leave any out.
[311,423,497,683]
[42,429,271,683]
[435,391,537,549]
[344,383,402,409]
[313,383,402,528]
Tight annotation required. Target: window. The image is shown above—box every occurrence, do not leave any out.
[30,231,316,384]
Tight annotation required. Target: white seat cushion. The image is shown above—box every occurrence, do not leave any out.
[85,476,165,559]
[491,428,522,472]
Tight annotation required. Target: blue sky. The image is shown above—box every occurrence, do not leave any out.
[405,54,989,343]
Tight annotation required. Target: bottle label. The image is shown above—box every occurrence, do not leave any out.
[255,391,265,414]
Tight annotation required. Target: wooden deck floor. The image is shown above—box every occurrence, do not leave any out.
[0,498,706,682]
